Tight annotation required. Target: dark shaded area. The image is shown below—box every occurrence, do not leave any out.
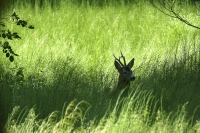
[0,1,9,132]
[0,0,7,15]
[2,0,137,8]
[3,0,198,8]
[0,47,199,131]
[1,44,199,131]
[0,67,6,132]
[0,58,114,132]
[133,45,200,124]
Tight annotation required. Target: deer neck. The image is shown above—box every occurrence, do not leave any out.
[117,75,130,90]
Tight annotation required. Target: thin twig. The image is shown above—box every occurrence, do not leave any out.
[150,0,200,30]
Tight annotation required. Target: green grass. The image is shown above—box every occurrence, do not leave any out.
[1,0,200,132]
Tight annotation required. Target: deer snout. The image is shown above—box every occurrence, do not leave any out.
[130,76,135,81]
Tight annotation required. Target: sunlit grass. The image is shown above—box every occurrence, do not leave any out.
[1,0,200,132]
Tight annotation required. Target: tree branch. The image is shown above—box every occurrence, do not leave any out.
[150,0,200,30]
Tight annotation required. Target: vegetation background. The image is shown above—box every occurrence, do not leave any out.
[0,0,200,132]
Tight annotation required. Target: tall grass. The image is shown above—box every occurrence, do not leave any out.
[1,0,200,132]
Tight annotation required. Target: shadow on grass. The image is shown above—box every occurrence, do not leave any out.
[0,65,7,132]
[131,45,200,123]
[1,44,200,131]
[4,0,142,9]
[0,58,115,131]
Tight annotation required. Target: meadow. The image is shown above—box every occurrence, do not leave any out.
[0,0,200,132]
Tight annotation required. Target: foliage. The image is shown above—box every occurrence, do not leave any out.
[0,12,34,62]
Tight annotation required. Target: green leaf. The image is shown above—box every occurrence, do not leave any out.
[9,56,14,62]
[6,53,10,57]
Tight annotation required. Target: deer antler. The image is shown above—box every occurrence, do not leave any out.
[120,51,126,66]
[113,51,127,67]
[113,54,124,67]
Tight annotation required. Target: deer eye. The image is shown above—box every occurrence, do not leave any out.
[123,72,127,75]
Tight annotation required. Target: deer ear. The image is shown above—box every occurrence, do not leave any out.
[127,58,134,69]
[114,61,122,71]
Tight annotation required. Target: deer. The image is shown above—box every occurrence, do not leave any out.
[113,51,135,94]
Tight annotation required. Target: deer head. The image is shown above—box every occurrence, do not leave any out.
[113,51,135,90]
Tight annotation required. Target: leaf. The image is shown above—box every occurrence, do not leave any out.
[0,22,5,27]
[3,41,9,48]
[13,34,21,39]
[21,21,27,27]
[11,12,20,21]
[17,21,20,25]
[9,56,14,62]
[6,53,10,57]
[2,33,6,38]
[28,25,34,29]
[12,32,18,35]
[13,53,19,56]
[7,29,11,34]
[3,49,7,53]
[7,35,12,40]
[16,69,24,77]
